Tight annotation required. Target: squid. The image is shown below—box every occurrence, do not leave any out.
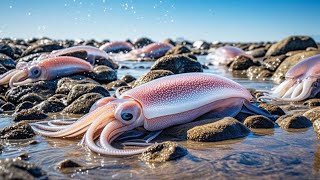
[99,41,134,53]
[206,46,252,65]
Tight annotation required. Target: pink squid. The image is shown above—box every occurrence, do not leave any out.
[99,41,134,53]
[206,46,252,65]
[259,54,320,102]
[111,42,173,61]
[0,56,93,87]
[31,73,274,156]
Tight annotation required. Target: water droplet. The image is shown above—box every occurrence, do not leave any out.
[9,5,12,9]
[27,12,31,16]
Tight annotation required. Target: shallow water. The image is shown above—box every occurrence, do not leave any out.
[1,56,319,179]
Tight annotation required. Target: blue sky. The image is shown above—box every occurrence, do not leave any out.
[0,0,319,42]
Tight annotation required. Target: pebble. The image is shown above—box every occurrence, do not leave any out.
[243,115,276,128]
[13,109,48,122]
[0,121,35,140]
[276,114,312,129]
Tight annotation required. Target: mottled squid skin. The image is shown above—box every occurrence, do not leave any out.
[259,54,320,102]
[206,46,252,65]
[31,73,273,156]
[99,41,134,53]
[3,56,93,87]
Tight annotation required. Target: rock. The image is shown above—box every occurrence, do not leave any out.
[5,80,57,104]
[34,100,65,113]
[1,102,15,111]
[276,114,312,129]
[303,107,320,122]
[67,84,110,104]
[22,42,63,56]
[243,115,275,128]
[95,57,118,69]
[0,43,15,58]
[151,55,203,74]
[187,117,250,142]
[133,70,174,87]
[0,159,48,180]
[63,93,104,114]
[313,120,320,137]
[272,50,320,83]
[262,55,287,72]
[247,47,266,58]
[133,37,153,48]
[18,93,44,104]
[105,80,128,91]
[13,109,48,122]
[246,66,272,79]
[165,45,191,55]
[0,121,35,140]
[266,36,317,56]
[139,141,188,162]
[0,53,16,69]
[15,101,34,113]
[259,103,285,116]
[0,64,8,75]
[47,94,68,104]
[56,75,98,95]
[229,55,255,71]
[303,99,320,107]
[115,86,132,97]
[89,65,117,83]
[57,159,82,170]
[120,74,136,83]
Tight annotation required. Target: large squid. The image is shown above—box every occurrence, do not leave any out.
[259,54,320,102]
[206,46,252,65]
[31,73,274,156]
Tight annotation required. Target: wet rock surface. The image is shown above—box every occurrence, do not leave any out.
[266,36,317,56]
[15,101,34,113]
[229,55,255,71]
[165,45,192,55]
[140,141,188,162]
[187,117,250,142]
[243,115,275,128]
[151,55,203,74]
[133,70,174,87]
[66,84,110,104]
[303,99,320,108]
[276,115,312,129]
[89,65,117,83]
[259,103,285,116]
[0,159,48,180]
[34,100,66,113]
[0,121,35,140]
[63,93,104,114]
[134,37,153,48]
[303,107,320,122]
[105,80,128,91]
[1,102,15,111]
[13,108,48,122]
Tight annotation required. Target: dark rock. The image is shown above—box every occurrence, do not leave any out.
[243,115,275,128]
[89,65,117,83]
[247,47,266,58]
[165,45,191,55]
[0,64,8,75]
[0,53,16,69]
[18,153,30,160]
[105,80,128,91]
[229,55,255,71]
[187,117,250,142]
[47,94,68,103]
[272,50,320,83]
[63,93,104,114]
[259,103,285,116]
[276,114,312,129]
[248,44,265,51]
[1,102,15,111]
[16,53,44,63]
[0,98,6,107]
[151,55,203,74]
[266,36,317,56]
[6,80,56,104]
[15,101,34,113]
[56,75,98,95]
[120,74,136,83]
[139,141,188,162]
[34,100,65,113]
[0,159,48,180]
[262,55,288,72]
[303,107,320,122]
[246,66,272,79]
[13,109,48,122]
[18,93,44,104]
[133,70,174,87]
[115,86,132,97]
[57,159,82,169]
[0,43,15,58]
[67,84,110,104]
[0,121,35,140]
[133,37,153,48]
[95,57,118,69]
[304,99,320,107]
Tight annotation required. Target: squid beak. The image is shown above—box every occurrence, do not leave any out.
[9,69,33,87]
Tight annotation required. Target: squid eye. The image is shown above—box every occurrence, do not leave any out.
[121,113,133,121]
[29,67,41,78]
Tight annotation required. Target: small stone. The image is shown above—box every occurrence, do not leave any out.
[105,80,128,91]
[229,55,255,71]
[262,54,287,72]
[165,45,191,55]
[276,114,312,129]
[247,47,266,58]
[133,70,174,87]
[13,109,48,122]
[18,93,44,104]
[89,65,117,83]
[34,100,66,113]
[0,121,35,140]
[1,102,15,111]
[120,74,136,83]
[56,76,99,95]
[0,159,48,180]
[57,159,82,169]
[187,117,250,142]
[259,103,285,116]
[139,141,188,162]
[67,84,110,104]
[304,99,320,107]
[303,107,320,122]
[18,153,29,160]
[133,37,153,48]
[151,55,203,74]
[63,93,104,114]
[15,101,34,113]
[243,115,275,128]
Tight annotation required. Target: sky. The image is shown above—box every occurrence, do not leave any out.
[0,0,319,42]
